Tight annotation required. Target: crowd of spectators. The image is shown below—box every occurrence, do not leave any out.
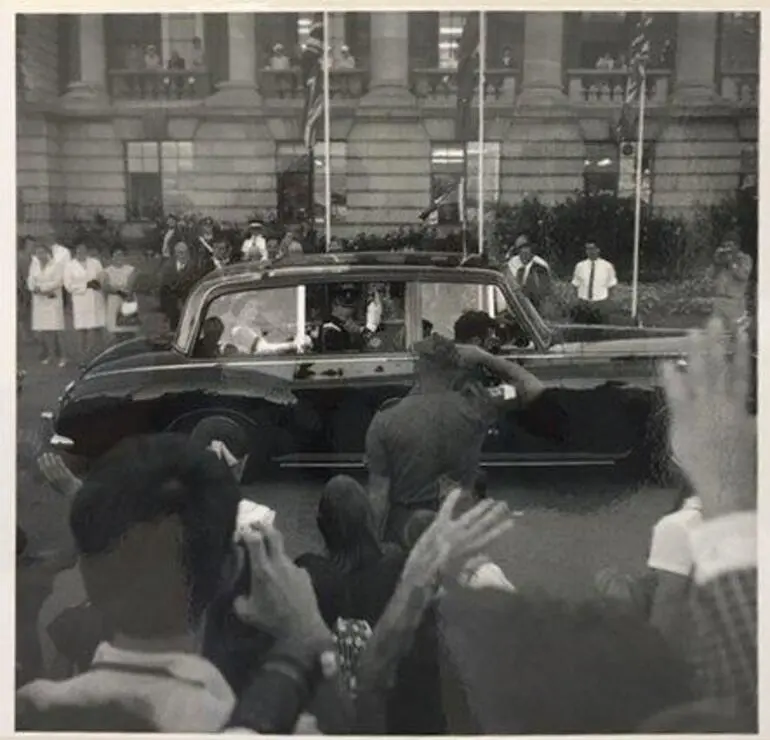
[15,310,757,733]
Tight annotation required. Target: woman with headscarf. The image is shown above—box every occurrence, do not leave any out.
[102,246,138,342]
[296,475,406,630]
[27,243,67,366]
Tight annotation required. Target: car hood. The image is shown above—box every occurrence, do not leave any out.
[552,325,689,357]
[81,335,176,376]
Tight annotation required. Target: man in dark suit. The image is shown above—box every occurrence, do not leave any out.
[159,241,199,331]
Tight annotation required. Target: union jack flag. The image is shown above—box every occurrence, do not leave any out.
[617,13,653,142]
[301,19,325,150]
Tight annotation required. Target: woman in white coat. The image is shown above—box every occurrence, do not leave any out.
[27,244,67,366]
[63,243,106,360]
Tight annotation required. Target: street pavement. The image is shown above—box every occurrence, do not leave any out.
[16,341,680,683]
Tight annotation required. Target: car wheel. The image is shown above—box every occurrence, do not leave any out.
[168,410,278,483]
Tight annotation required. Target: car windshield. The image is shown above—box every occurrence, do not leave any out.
[500,264,554,348]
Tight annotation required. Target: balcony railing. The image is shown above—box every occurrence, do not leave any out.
[259,68,369,100]
[720,71,758,106]
[567,69,671,105]
[410,68,519,104]
[109,69,212,101]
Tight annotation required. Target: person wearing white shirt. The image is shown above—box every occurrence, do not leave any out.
[647,494,703,646]
[571,242,617,325]
[27,244,67,366]
[241,221,269,263]
[336,45,356,70]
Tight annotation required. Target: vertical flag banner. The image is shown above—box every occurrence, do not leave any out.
[301,19,325,150]
[616,13,652,143]
[455,12,480,143]
[617,12,655,321]
[456,12,480,254]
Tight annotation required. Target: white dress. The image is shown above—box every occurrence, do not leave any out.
[27,259,65,332]
[104,264,138,333]
[64,258,106,330]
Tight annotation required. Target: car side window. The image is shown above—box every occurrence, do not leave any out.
[304,280,408,355]
[417,281,535,349]
[195,287,301,358]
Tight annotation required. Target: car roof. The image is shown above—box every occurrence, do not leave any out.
[196,251,496,288]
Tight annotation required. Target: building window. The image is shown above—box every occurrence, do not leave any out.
[584,141,653,203]
[570,12,675,70]
[438,12,467,69]
[720,12,759,72]
[125,141,194,220]
[162,13,203,68]
[429,142,501,224]
[105,14,162,71]
[276,142,347,225]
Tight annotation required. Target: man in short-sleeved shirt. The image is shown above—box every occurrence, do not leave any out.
[366,334,496,545]
[647,495,703,646]
[571,242,617,325]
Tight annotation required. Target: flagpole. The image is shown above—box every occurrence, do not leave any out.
[323,11,331,253]
[307,147,315,249]
[477,11,485,257]
[631,73,646,321]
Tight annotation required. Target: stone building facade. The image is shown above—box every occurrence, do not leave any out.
[16,12,758,237]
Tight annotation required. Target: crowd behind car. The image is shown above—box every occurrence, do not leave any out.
[15,306,757,733]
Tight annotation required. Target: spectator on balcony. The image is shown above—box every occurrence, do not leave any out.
[268,44,291,71]
[125,42,144,71]
[144,44,162,71]
[165,50,186,98]
[337,45,356,70]
[501,46,515,69]
[191,36,205,68]
[595,52,615,71]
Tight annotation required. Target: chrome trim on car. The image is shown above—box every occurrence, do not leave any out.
[49,434,75,449]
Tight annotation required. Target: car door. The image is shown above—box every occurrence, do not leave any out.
[286,278,420,464]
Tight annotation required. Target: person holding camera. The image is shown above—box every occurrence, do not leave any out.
[710,231,753,330]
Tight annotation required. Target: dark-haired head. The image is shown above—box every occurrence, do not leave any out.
[439,589,694,734]
[70,433,240,639]
[317,475,381,571]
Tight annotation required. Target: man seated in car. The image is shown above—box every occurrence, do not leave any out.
[318,284,374,352]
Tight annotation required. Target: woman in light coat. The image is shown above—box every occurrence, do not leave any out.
[102,246,138,342]
[27,244,67,366]
[63,243,106,360]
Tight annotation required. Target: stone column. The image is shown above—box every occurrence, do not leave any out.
[517,12,567,108]
[672,12,720,105]
[359,12,415,111]
[207,13,261,106]
[348,11,428,231]
[64,14,107,104]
